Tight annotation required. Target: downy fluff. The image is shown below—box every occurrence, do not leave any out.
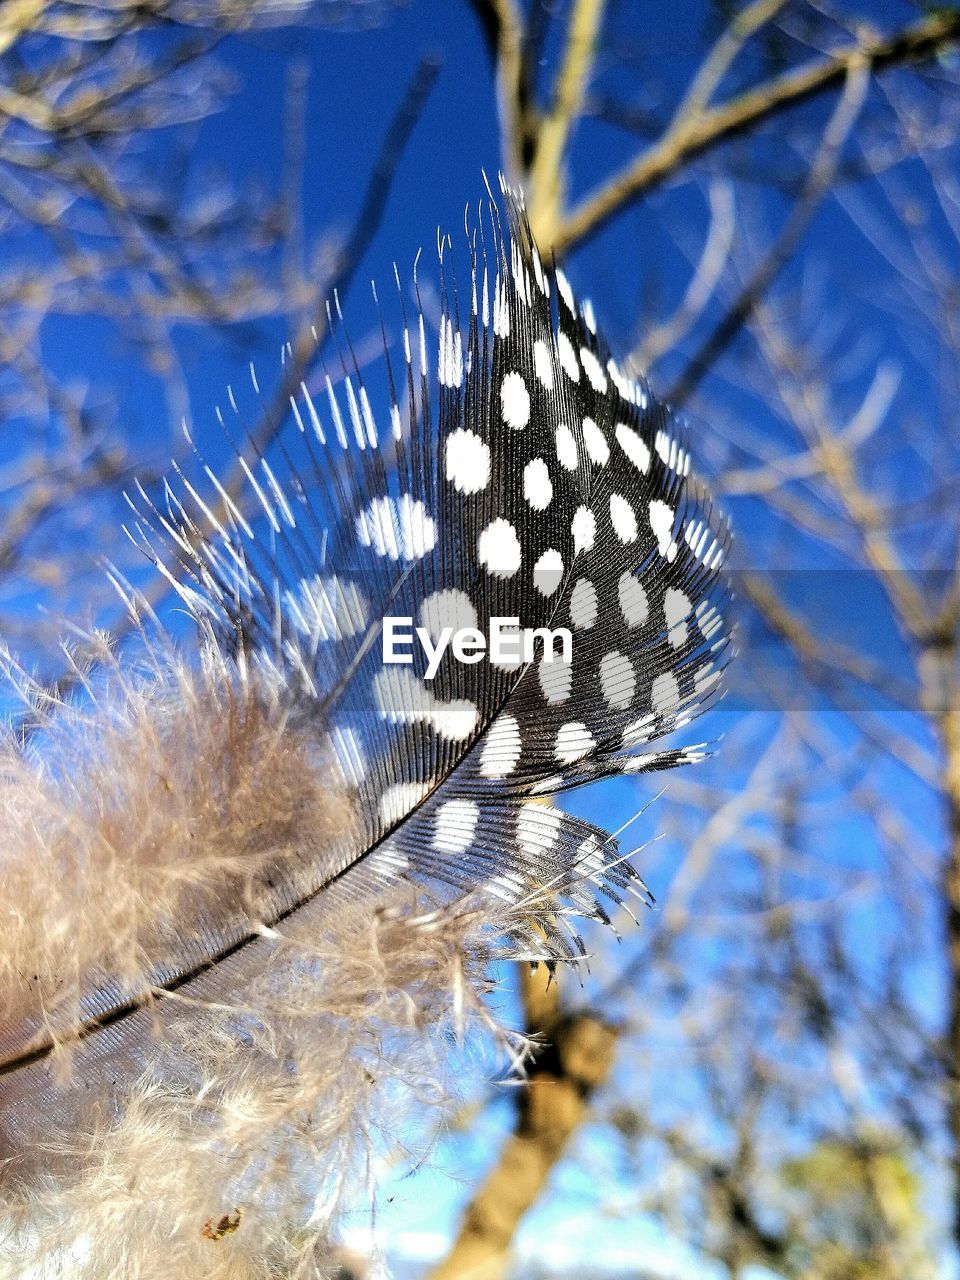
[0,184,729,1278]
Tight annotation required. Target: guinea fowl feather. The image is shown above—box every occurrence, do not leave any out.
[0,183,730,1278]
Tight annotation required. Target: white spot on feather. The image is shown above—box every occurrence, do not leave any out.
[664,587,691,648]
[616,423,651,473]
[570,577,598,629]
[599,651,635,710]
[555,423,579,471]
[582,417,609,466]
[618,571,648,626]
[649,499,677,559]
[651,671,680,715]
[571,506,596,554]
[609,493,638,543]
[493,274,510,337]
[534,339,554,390]
[555,269,575,313]
[356,495,435,561]
[379,782,431,826]
[580,346,607,393]
[373,668,477,740]
[438,316,464,389]
[420,588,478,641]
[539,657,572,704]
[501,370,530,430]
[445,428,490,493]
[524,458,552,510]
[478,518,522,577]
[555,721,595,763]
[557,331,580,382]
[433,799,479,853]
[478,714,522,778]
[534,548,564,596]
[517,805,563,854]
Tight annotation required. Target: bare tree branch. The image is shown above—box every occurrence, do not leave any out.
[427,967,617,1280]
[467,0,531,179]
[526,0,606,245]
[554,10,960,253]
[667,55,870,405]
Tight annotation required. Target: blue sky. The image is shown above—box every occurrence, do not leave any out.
[9,0,954,1273]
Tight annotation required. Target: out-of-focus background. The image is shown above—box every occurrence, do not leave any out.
[2,2,959,1276]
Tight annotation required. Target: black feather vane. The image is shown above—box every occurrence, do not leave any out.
[0,183,729,1278]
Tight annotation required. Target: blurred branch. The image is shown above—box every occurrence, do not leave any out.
[738,572,920,717]
[666,54,870,406]
[719,361,900,498]
[0,0,47,56]
[467,0,531,178]
[203,55,440,531]
[669,0,787,131]
[632,180,736,368]
[751,307,930,639]
[427,966,617,1280]
[553,10,960,253]
[10,51,439,730]
[526,0,606,245]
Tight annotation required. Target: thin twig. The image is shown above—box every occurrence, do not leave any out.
[527,0,606,244]
[554,10,960,253]
[666,55,870,406]
[467,0,530,180]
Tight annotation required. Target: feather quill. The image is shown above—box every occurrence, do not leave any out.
[0,183,729,1277]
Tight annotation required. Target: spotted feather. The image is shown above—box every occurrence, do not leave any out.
[0,183,730,1271]
[122,182,730,937]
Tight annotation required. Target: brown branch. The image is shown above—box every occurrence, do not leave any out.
[738,572,922,718]
[553,10,960,254]
[631,180,735,368]
[427,968,617,1280]
[751,308,931,641]
[526,0,606,245]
